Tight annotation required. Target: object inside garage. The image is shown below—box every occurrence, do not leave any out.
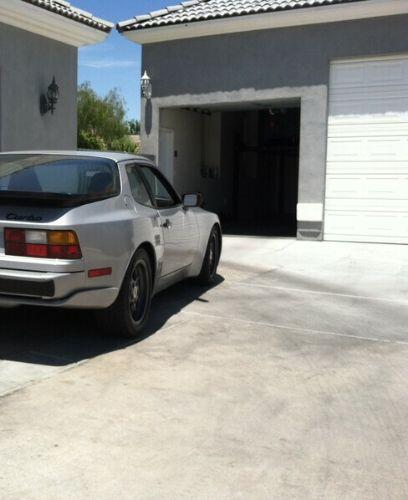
[159,103,300,236]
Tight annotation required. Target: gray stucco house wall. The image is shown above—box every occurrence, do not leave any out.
[0,0,112,153]
[142,14,408,98]
[0,22,77,151]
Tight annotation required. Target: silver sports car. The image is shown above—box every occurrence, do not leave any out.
[0,151,221,337]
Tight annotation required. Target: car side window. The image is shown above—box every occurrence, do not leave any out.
[126,165,154,207]
[139,166,181,209]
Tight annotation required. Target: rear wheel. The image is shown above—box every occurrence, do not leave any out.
[198,227,220,286]
[99,248,153,338]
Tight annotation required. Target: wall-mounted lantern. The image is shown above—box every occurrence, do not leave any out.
[40,77,60,115]
[141,70,152,100]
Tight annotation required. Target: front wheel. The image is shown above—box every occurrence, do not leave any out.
[98,248,153,338]
[198,227,221,286]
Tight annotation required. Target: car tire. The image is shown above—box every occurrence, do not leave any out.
[99,248,153,338]
[198,227,220,286]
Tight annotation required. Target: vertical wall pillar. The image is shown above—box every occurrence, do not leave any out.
[297,87,328,241]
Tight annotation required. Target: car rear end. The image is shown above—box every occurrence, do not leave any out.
[0,153,125,309]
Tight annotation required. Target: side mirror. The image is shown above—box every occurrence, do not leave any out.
[183,192,204,208]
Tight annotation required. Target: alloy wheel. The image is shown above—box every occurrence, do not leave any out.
[129,261,148,323]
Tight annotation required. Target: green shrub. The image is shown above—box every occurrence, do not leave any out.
[78,130,107,151]
[110,136,139,154]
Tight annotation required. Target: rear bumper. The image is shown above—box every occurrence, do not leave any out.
[0,268,119,309]
[0,274,55,297]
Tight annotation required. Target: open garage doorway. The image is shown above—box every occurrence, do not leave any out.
[159,102,300,236]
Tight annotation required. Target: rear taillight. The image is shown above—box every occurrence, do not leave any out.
[4,229,82,259]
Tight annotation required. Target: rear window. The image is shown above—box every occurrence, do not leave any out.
[0,155,120,206]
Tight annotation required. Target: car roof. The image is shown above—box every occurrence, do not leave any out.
[0,150,155,164]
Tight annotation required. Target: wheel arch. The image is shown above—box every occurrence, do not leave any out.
[213,222,222,256]
[137,241,158,286]
[120,240,158,292]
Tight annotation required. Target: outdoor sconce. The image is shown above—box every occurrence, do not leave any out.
[40,77,60,115]
[141,70,152,99]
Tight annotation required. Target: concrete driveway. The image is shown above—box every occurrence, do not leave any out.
[1,236,408,499]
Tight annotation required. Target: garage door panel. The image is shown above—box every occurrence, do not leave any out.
[325,211,408,243]
[327,161,408,175]
[326,174,408,199]
[330,83,408,96]
[328,120,408,137]
[325,234,408,244]
[329,58,408,118]
[330,59,408,88]
[329,95,408,116]
[325,56,408,244]
[327,136,408,162]
[325,198,408,213]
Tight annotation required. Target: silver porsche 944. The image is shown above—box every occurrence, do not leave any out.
[0,152,222,337]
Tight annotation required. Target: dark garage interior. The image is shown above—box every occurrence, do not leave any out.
[225,106,300,236]
[160,103,301,237]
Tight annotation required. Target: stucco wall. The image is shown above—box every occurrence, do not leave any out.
[141,14,408,239]
[160,108,202,193]
[143,14,408,97]
[0,22,77,151]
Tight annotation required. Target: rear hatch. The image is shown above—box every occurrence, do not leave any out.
[0,154,120,272]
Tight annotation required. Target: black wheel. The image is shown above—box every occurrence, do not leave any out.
[198,227,220,286]
[99,248,153,338]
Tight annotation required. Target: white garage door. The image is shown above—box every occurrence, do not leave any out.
[325,56,408,244]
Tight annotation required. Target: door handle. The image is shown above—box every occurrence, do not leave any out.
[161,218,172,229]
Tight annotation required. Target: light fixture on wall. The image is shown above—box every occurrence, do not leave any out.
[141,70,152,99]
[40,77,60,115]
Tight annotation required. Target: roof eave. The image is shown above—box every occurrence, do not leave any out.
[0,0,112,47]
[119,0,408,45]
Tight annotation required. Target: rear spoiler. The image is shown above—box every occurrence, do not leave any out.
[0,191,119,208]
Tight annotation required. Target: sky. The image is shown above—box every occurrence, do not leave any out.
[74,0,171,120]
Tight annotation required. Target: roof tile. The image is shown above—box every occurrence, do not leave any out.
[118,0,367,32]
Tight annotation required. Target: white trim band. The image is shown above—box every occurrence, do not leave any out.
[0,0,111,47]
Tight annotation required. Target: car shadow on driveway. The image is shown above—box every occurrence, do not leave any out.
[0,275,224,367]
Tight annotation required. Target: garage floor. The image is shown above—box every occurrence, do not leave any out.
[1,237,408,499]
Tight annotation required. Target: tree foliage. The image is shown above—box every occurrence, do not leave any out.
[128,119,141,135]
[77,82,138,153]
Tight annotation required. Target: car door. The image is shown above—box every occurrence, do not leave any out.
[138,165,199,277]
[125,163,163,249]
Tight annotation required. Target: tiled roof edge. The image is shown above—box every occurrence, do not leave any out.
[117,0,363,33]
[23,0,114,33]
